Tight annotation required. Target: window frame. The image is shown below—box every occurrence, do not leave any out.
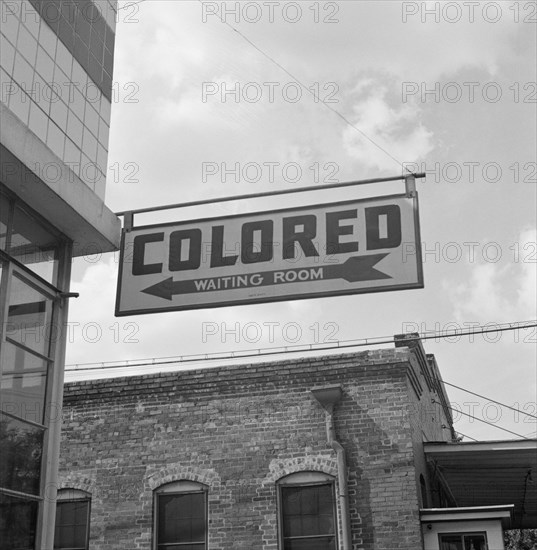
[0,182,72,549]
[438,531,489,550]
[277,471,338,550]
[0,186,67,289]
[54,489,91,550]
[153,480,208,550]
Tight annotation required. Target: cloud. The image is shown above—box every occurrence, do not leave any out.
[447,227,537,323]
[342,79,435,171]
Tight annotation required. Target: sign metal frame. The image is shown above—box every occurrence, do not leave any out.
[115,189,424,316]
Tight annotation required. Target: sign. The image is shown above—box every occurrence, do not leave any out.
[115,194,423,316]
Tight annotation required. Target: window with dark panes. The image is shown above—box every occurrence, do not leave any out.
[439,532,488,550]
[279,473,337,550]
[155,481,208,550]
[0,184,70,550]
[0,414,44,495]
[0,492,38,549]
[54,489,91,550]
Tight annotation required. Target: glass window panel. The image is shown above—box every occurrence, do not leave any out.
[191,517,206,542]
[177,518,192,539]
[55,499,64,523]
[283,486,301,515]
[0,492,38,550]
[0,412,44,495]
[54,499,89,550]
[9,205,61,284]
[1,341,49,423]
[73,499,88,521]
[159,495,179,542]
[285,516,302,538]
[302,488,317,515]
[157,492,206,548]
[440,535,463,550]
[318,486,334,514]
[183,493,195,515]
[0,191,10,250]
[73,517,87,547]
[464,535,487,550]
[281,484,336,549]
[319,516,335,535]
[62,502,76,524]
[303,516,319,535]
[190,492,205,517]
[64,526,76,546]
[285,537,336,550]
[7,273,54,357]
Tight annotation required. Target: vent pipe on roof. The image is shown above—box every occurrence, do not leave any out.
[311,385,351,550]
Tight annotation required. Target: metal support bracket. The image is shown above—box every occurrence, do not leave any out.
[123,211,134,232]
[59,292,80,299]
[405,174,417,198]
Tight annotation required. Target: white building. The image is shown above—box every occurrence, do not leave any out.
[0,1,120,547]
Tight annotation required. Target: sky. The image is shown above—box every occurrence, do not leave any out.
[65,0,537,442]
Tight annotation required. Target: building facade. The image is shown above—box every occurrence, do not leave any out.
[0,1,121,547]
[57,340,460,549]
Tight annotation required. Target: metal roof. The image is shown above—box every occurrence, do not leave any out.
[424,439,537,529]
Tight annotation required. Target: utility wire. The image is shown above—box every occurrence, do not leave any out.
[116,0,408,169]
[95,2,532,441]
[440,379,537,420]
[195,0,409,172]
[432,399,530,440]
[65,320,537,372]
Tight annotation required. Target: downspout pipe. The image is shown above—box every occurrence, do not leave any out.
[311,386,352,550]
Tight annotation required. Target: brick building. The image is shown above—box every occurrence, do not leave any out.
[56,338,449,549]
[57,337,536,549]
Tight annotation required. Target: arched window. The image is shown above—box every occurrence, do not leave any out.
[277,472,337,550]
[54,489,91,550]
[154,481,208,550]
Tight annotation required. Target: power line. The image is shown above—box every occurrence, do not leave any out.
[440,379,537,420]
[65,320,537,372]
[117,0,409,170]
[432,399,530,441]
[64,318,535,441]
[195,0,409,173]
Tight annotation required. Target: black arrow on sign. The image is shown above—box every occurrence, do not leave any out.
[142,253,391,301]
[325,254,391,283]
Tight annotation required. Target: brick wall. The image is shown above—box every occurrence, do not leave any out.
[58,347,454,550]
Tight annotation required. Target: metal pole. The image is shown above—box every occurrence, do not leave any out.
[115,173,426,224]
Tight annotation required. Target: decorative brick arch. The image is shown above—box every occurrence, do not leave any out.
[144,464,221,492]
[57,472,95,495]
[263,454,338,486]
[259,454,339,549]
